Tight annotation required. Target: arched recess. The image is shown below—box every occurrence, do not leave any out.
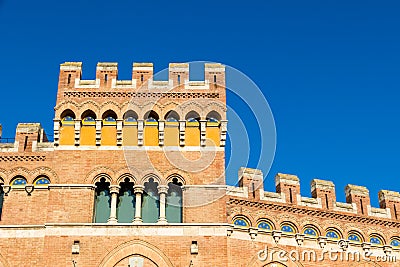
[59,109,76,145]
[144,110,159,146]
[164,110,180,146]
[122,110,138,146]
[101,110,117,146]
[81,109,97,146]
[185,111,200,146]
[98,239,174,267]
[205,110,221,147]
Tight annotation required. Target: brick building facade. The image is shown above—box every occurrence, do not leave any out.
[0,62,399,266]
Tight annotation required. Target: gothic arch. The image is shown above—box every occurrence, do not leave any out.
[121,101,140,117]
[140,102,163,119]
[98,239,174,267]
[141,173,162,185]
[179,101,203,119]
[85,167,115,183]
[77,101,100,119]
[203,101,227,119]
[54,100,79,118]
[165,173,186,185]
[115,167,139,184]
[100,101,122,119]
[116,173,136,184]
[161,101,180,119]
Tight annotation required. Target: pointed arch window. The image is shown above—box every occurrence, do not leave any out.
[94,178,111,223]
[117,177,135,223]
[142,178,159,223]
[166,177,183,223]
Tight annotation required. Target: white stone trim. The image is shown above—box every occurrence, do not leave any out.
[74,78,100,88]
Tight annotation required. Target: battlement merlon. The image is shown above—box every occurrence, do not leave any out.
[275,173,300,204]
[58,62,226,92]
[311,179,336,209]
[379,190,400,219]
[238,168,264,196]
[229,169,400,221]
[14,123,48,152]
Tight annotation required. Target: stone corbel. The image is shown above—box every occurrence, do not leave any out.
[249,227,258,240]
[295,233,305,246]
[338,239,349,251]
[227,226,234,237]
[272,230,282,244]
[2,185,11,196]
[318,236,328,249]
[362,242,371,252]
[25,185,34,196]
[383,245,392,256]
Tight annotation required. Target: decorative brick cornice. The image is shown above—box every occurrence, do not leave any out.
[64,91,220,99]
[0,155,46,162]
[228,198,400,228]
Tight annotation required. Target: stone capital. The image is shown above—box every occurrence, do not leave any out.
[157,185,169,195]
[109,185,120,194]
[134,185,145,194]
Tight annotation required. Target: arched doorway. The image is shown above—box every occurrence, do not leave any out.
[98,240,174,267]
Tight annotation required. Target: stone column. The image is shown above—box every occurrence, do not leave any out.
[200,120,207,147]
[158,120,165,146]
[53,119,60,146]
[133,185,145,223]
[95,119,102,146]
[157,185,169,224]
[74,119,81,146]
[179,120,186,146]
[108,185,120,224]
[137,119,144,146]
[116,119,123,146]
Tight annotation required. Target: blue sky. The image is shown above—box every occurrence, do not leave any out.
[1,0,400,205]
